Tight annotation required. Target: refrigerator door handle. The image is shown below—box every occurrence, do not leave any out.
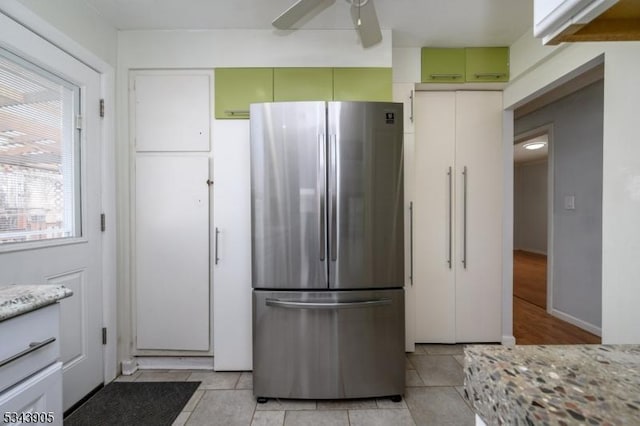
[265,298,391,310]
[318,133,326,261]
[330,133,338,262]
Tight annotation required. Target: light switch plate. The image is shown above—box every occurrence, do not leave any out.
[564,195,575,210]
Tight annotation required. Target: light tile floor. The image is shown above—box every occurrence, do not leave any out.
[114,344,474,426]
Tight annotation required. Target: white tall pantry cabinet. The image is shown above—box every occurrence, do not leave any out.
[413,91,503,343]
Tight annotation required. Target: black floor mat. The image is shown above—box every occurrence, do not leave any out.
[64,381,200,426]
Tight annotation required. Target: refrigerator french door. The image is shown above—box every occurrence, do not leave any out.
[250,101,404,400]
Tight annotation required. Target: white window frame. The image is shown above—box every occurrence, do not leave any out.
[0,47,88,253]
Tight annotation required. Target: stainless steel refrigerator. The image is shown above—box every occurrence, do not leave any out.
[250,101,405,402]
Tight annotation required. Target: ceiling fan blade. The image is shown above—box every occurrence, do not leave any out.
[350,0,382,48]
[273,0,336,30]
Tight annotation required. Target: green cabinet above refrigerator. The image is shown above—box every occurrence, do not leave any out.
[214,68,273,119]
[273,68,333,101]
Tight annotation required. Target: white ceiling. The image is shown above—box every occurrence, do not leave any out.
[81,0,533,47]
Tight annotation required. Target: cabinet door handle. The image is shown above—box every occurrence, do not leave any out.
[0,337,56,368]
[318,134,326,261]
[409,90,414,123]
[409,201,414,285]
[462,166,468,269]
[473,73,506,79]
[430,73,462,79]
[224,109,250,116]
[447,167,453,269]
[215,227,220,265]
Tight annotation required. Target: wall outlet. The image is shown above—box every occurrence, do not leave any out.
[564,195,576,210]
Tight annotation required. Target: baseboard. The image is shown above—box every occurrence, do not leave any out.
[550,309,602,337]
[121,358,138,375]
[134,356,215,371]
[501,335,516,346]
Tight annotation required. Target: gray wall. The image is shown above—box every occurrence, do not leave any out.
[515,80,603,329]
[514,160,548,254]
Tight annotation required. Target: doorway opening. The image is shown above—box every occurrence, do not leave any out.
[514,132,549,310]
[512,63,604,345]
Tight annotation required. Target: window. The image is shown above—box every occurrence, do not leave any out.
[0,48,81,244]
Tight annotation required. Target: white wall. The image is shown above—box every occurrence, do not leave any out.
[116,29,393,367]
[514,160,548,255]
[506,33,640,344]
[12,0,117,67]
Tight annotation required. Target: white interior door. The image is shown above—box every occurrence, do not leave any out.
[414,92,456,343]
[0,15,104,410]
[454,91,503,342]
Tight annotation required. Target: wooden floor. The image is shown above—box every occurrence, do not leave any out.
[513,250,547,309]
[513,250,601,345]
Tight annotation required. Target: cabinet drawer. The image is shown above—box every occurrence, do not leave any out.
[253,289,405,399]
[0,362,62,426]
[0,304,60,393]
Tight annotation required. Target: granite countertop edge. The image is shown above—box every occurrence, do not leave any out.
[463,344,640,425]
[0,284,73,322]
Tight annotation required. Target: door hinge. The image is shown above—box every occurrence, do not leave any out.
[100,213,106,232]
[99,99,105,118]
[75,115,83,130]
[102,327,107,345]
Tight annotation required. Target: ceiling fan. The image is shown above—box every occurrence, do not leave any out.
[272,0,383,48]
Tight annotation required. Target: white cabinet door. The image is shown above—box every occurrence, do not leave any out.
[212,120,252,370]
[135,154,210,351]
[134,74,211,152]
[454,92,503,342]
[413,91,503,343]
[393,83,415,134]
[414,92,456,343]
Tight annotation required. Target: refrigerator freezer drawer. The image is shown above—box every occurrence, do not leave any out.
[253,289,405,400]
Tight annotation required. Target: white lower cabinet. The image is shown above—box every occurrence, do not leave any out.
[413,91,503,343]
[0,363,63,426]
[0,304,63,425]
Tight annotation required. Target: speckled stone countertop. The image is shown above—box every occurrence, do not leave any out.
[0,284,73,322]
[464,344,640,425]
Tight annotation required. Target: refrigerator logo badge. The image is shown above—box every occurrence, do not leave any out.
[385,112,395,124]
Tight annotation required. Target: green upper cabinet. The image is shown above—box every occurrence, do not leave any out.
[333,68,392,102]
[273,68,333,101]
[214,68,273,119]
[464,47,509,82]
[421,48,465,83]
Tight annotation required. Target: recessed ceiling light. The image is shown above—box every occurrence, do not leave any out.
[523,142,547,150]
